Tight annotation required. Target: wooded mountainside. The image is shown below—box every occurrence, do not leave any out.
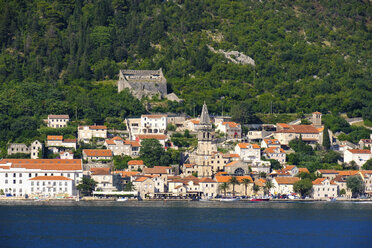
[0,0,371,145]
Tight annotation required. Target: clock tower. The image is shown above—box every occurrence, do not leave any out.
[196,102,217,177]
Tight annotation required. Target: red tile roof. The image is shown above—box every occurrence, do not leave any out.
[255,178,266,187]
[83,149,113,157]
[30,176,72,181]
[263,139,280,145]
[138,134,167,140]
[238,143,260,149]
[225,161,239,167]
[215,176,253,183]
[312,178,326,185]
[347,149,371,154]
[200,178,217,183]
[128,160,144,165]
[47,135,63,141]
[222,153,240,158]
[113,171,140,177]
[222,122,240,128]
[105,140,116,145]
[0,159,82,171]
[298,168,310,174]
[316,169,339,174]
[63,139,76,143]
[142,166,171,174]
[276,124,319,134]
[124,140,141,147]
[90,168,111,175]
[112,136,124,141]
[274,177,300,185]
[264,147,285,154]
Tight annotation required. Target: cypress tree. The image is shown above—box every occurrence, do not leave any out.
[323,125,331,150]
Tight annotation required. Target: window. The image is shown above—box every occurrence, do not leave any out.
[65,182,67,186]
[29,173,32,177]
[5,173,7,177]
[43,182,45,186]
[5,180,8,184]
[19,173,22,177]
[13,180,16,184]
[19,180,22,184]
[13,173,16,177]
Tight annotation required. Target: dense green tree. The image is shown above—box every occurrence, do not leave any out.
[269,159,282,170]
[362,159,372,170]
[77,177,97,196]
[139,139,170,167]
[323,125,331,150]
[293,178,313,197]
[346,175,365,198]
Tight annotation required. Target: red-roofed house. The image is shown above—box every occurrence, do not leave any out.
[90,168,120,192]
[127,160,145,171]
[0,159,83,197]
[83,149,113,161]
[344,148,372,168]
[263,147,286,164]
[234,143,261,162]
[46,136,77,151]
[104,136,141,157]
[216,121,242,139]
[274,124,321,146]
[142,166,172,176]
[261,139,281,148]
[271,177,300,195]
[215,175,254,196]
[312,178,337,199]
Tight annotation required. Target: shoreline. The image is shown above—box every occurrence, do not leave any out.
[0,198,371,207]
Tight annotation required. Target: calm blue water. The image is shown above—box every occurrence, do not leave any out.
[0,201,371,248]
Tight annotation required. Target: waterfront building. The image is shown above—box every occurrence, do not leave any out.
[312,178,338,199]
[0,159,83,197]
[271,177,300,195]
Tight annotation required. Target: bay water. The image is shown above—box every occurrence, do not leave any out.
[0,201,371,247]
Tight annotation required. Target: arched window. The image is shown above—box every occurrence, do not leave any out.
[234,168,245,176]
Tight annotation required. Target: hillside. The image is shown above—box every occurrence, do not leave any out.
[0,0,371,145]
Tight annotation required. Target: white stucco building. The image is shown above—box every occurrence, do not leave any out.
[344,149,371,168]
[0,159,83,197]
[234,143,261,162]
[47,115,70,128]
[312,178,338,199]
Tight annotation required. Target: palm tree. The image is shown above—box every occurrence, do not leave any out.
[229,176,240,196]
[264,179,273,196]
[253,184,260,195]
[241,178,252,196]
[219,182,229,197]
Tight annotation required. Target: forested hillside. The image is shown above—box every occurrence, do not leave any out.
[0,0,371,145]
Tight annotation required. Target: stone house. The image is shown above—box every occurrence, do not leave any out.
[78,125,107,143]
[216,121,242,139]
[273,124,321,146]
[47,115,69,128]
[127,160,145,171]
[199,177,218,198]
[263,147,286,164]
[7,140,42,159]
[312,178,338,199]
[90,168,120,192]
[83,149,113,161]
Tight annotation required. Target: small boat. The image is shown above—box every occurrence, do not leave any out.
[250,198,270,202]
[199,198,211,202]
[116,197,128,202]
[220,197,240,202]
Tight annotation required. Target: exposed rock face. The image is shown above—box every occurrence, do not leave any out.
[208,45,255,66]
